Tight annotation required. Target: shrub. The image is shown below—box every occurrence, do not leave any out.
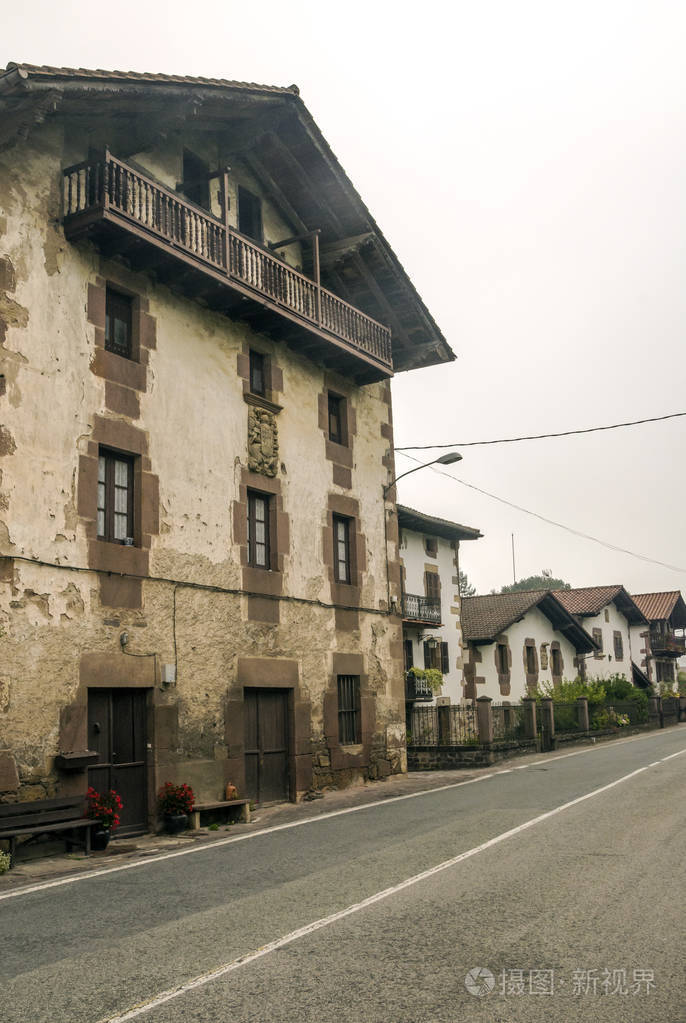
[0,850,10,874]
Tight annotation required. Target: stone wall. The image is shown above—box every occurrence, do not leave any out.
[0,121,405,811]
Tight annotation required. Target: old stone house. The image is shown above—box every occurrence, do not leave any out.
[0,63,455,831]
[630,592,686,689]
[460,590,596,702]
[397,505,481,706]
[552,585,648,686]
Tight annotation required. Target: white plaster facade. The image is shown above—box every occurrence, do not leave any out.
[468,605,583,702]
[397,506,481,706]
[573,601,635,683]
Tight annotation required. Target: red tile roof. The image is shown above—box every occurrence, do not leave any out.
[461,591,596,651]
[631,592,686,626]
[553,586,646,625]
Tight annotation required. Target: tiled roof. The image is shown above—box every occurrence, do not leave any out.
[397,505,482,543]
[461,590,597,653]
[2,62,299,95]
[461,590,553,641]
[632,592,686,624]
[553,585,646,625]
[553,586,623,616]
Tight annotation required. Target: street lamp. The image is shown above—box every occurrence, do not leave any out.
[383,451,462,497]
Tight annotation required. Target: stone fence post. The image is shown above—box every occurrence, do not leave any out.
[521,697,537,740]
[648,695,660,726]
[476,696,493,745]
[679,696,686,723]
[539,697,555,749]
[576,697,589,732]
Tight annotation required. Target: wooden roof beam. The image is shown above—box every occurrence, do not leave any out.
[264,130,346,234]
[241,150,309,236]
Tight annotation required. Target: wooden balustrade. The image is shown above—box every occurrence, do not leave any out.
[63,153,393,373]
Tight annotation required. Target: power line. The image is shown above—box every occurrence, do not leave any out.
[394,410,686,451]
[395,451,686,574]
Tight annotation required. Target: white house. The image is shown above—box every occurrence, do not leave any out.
[461,590,596,702]
[397,505,481,705]
[630,592,686,689]
[552,586,648,686]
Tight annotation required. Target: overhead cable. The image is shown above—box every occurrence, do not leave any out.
[395,452,686,574]
[394,410,686,451]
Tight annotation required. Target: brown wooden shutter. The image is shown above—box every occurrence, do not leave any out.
[423,641,431,669]
[441,642,449,674]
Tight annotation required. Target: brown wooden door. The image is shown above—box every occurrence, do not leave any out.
[88,688,148,834]
[244,688,290,805]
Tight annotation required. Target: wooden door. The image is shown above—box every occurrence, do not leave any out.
[88,688,148,834]
[244,688,290,805]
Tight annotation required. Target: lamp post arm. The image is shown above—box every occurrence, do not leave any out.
[383,457,443,497]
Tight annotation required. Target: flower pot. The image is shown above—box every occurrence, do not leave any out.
[91,827,111,851]
[163,812,188,835]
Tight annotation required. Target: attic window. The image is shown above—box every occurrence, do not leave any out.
[238,186,262,242]
[182,149,210,210]
[424,537,438,557]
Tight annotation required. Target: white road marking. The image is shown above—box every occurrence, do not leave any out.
[660,748,686,762]
[649,761,662,767]
[1,727,682,903]
[97,756,671,1023]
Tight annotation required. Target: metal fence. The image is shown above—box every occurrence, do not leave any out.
[552,702,585,734]
[407,704,478,746]
[491,703,526,741]
[588,699,648,729]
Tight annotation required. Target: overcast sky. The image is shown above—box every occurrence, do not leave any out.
[4,0,685,596]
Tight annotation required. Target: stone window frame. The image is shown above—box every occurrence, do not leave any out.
[237,341,283,414]
[88,277,155,390]
[97,447,135,544]
[523,638,539,690]
[323,494,366,607]
[246,488,273,570]
[424,536,438,558]
[550,641,564,681]
[77,415,159,609]
[592,627,603,658]
[323,653,373,771]
[333,514,353,584]
[318,376,357,491]
[613,630,624,661]
[234,469,288,597]
[337,674,362,745]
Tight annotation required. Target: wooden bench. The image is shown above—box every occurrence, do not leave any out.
[189,799,251,830]
[0,796,94,868]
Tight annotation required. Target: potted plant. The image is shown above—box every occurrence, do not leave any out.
[158,781,195,834]
[85,786,123,850]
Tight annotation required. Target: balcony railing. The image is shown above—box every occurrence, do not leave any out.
[649,630,686,656]
[405,673,435,702]
[62,152,393,379]
[402,593,442,624]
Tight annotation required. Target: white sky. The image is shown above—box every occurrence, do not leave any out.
[3,0,685,595]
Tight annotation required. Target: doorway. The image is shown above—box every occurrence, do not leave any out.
[244,688,290,805]
[87,688,148,834]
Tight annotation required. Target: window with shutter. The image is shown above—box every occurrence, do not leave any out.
[613,631,624,661]
[440,642,449,674]
[424,572,440,600]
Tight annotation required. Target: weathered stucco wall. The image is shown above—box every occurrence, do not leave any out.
[0,122,405,811]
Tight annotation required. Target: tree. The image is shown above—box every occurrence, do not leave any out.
[458,570,476,597]
[500,568,570,594]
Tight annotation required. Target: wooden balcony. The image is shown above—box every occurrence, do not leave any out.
[62,152,393,383]
[402,593,442,625]
[649,630,686,657]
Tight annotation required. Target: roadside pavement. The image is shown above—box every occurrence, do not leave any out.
[0,730,641,893]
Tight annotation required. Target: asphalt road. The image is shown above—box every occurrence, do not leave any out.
[2,726,685,1023]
